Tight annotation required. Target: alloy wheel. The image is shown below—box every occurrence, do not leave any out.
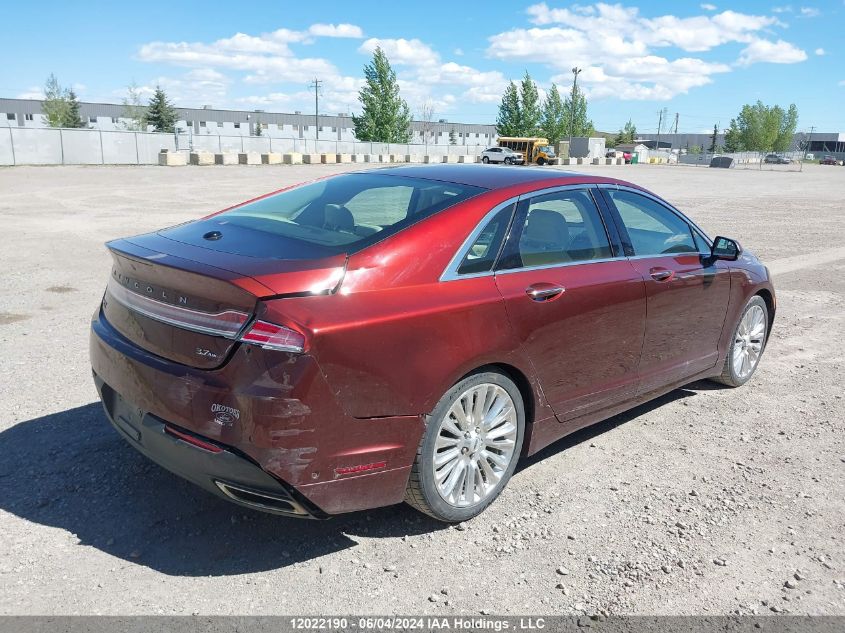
[732,304,766,379]
[432,383,518,507]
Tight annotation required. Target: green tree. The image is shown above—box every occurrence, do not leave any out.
[613,118,636,146]
[121,82,146,131]
[352,47,412,143]
[254,119,262,136]
[146,86,178,133]
[449,127,457,145]
[496,81,521,137]
[519,71,541,136]
[773,104,798,152]
[689,145,703,155]
[42,74,76,128]
[723,120,741,152]
[563,82,594,138]
[733,101,799,154]
[709,124,719,153]
[540,83,566,146]
[65,90,84,128]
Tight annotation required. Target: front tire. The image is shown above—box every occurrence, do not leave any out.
[537,158,546,166]
[711,295,768,387]
[405,371,525,522]
[504,157,513,165]
[482,156,490,164]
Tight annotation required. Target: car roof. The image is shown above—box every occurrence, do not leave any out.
[367,164,618,190]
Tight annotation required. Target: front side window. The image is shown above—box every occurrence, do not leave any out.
[500,189,613,269]
[606,190,696,256]
[159,174,484,259]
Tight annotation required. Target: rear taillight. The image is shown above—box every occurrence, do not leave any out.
[239,320,306,353]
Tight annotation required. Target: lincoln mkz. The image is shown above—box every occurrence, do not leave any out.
[90,165,775,522]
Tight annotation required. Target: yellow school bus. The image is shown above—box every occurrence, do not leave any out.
[497,137,557,165]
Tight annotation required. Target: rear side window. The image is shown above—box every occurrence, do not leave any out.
[606,190,696,256]
[456,203,515,275]
[161,174,484,259]
[500,189,612,269]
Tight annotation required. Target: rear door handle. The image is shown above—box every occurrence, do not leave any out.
[526,284,565,301]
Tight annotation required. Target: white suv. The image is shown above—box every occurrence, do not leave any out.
[481,147,524,165]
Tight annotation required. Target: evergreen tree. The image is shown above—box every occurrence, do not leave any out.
[709,124,719,153]
[449,127,457,145]
[254,119,263,136]
[563,83,594,138]
[352,47,412,143]
[519,71,541,136]
[146,86,178,133]
[540,83,566,146]
[42,74,71,128]
[496,81,521,137]
[66,90,85,128]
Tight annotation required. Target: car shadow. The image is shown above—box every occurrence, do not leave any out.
[0,403,444,577]
[517,383,708,469]
[0,382,718,577]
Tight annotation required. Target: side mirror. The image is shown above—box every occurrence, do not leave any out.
[711,236,742,261]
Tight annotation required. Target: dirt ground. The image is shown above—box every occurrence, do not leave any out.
[0,163,843,616]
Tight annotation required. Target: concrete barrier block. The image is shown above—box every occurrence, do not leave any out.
[238,152,261,165]
[335,153,352,163]
[261,152,282,165]
[351,154,367,162]
[364,154,379,163]
[189,151,215,166]
[283,153,302,165]
[423,155,441,164]
[378,154,390,162]
[301,154,321,164]
[321,153,337,164]
[390,154,406,163]
[442,155,459,163]
[458,155,474,163]
[214,153,238,165]
[405,154,422,163]
[158,151,187,166]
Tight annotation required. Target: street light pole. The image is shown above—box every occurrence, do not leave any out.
[310,78,322,141]
[567,67,582,158]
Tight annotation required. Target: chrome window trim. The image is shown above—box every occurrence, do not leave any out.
[439,195,520,282]
[493,255,621,276]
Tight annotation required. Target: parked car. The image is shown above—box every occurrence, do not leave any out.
[764,154,791,164]
[820,155,839,165]
[481,146,524,165]
[607,149,632,163]
[90,165,775,522]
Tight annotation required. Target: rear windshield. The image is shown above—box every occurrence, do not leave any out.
[161,173,485,259]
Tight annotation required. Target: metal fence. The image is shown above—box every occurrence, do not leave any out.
[676,150,805,171]
[0,127,489,166]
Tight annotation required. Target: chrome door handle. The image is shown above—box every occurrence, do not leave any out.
[526,285,565,301]
[650,270,673,281]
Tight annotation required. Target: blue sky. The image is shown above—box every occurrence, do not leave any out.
[1,0,841,133]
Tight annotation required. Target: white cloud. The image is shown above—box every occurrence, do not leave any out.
[16,86,44,100]
[737,39,808,65]
[454,48,464,56]
[358,38,440,67]
[308,23,364,38]
[772,5,792,13]
[799,6,820,17]
[488,2,805,100]
[815,47,825,55]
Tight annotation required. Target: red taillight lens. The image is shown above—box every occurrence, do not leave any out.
[239,320,306,353]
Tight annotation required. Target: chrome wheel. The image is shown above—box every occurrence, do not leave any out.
[432,383,518,508]
[732,304,766,380]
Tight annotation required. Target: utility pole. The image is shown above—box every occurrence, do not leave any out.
[656,107,668,153]
[567,67,582,155]
[673,112,679,135]
[309,78,322,140]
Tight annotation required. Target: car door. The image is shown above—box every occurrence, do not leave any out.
[493,186,647,422]
[599,187,731,394]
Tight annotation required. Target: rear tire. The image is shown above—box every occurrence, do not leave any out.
[482,156,490,164]
[711,295,768,387]
[405,370,525,522]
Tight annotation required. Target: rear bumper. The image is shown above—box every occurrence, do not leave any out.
[90,308,425,516]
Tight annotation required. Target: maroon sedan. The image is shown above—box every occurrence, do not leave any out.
[90,165,775,522]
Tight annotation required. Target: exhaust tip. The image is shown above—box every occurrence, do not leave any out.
[214,480,310,517]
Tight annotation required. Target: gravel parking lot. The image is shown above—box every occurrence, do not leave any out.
[1,163,843,616]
